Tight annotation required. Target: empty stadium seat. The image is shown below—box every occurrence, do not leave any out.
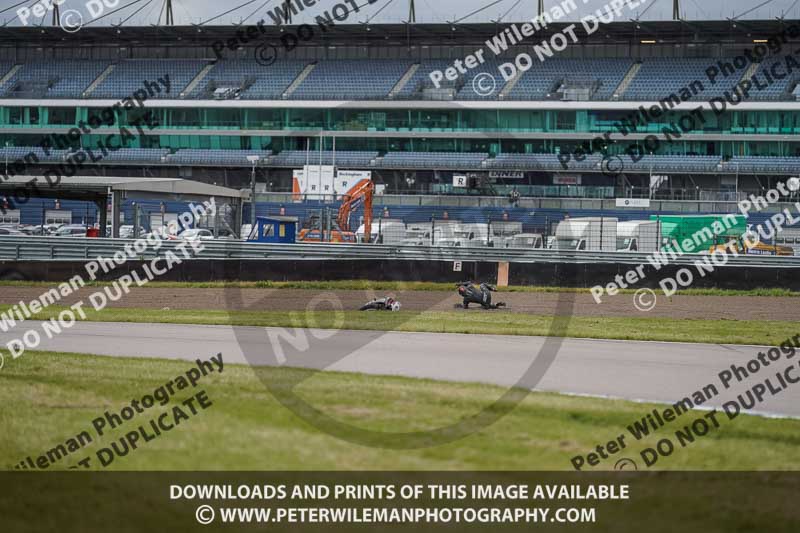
[191,60,308,99]
[1,60,108,98]
[623,58,739,101]
[506,59,632,101]
[270,151,378,167]
[381,151,488,169]
[290,60,411,100]
[91,60,206,98]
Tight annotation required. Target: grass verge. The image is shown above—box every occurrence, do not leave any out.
[5,305,798,345]
[0,279,798,297]
[2,350,800,470]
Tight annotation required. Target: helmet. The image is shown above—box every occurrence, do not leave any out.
[388,299,401,311]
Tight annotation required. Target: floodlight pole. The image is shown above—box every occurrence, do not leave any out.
[538,0,544,17]
[409,0,416,23]
[52,4,59,25]
[250,161,257,227]
[673,0,680,20]
[163,0,174,26]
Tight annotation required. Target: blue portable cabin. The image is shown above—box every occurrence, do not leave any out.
[247,216,297,243]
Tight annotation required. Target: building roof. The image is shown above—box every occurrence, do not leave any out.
[258,215,298,222]
[0,20,793,49]
[0,176,245,201]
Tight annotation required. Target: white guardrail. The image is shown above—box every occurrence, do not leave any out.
[0,236,799,267]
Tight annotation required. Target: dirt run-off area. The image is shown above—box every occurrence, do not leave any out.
[0,286,795,321]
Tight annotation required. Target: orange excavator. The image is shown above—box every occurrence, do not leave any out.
[298,179,374,243]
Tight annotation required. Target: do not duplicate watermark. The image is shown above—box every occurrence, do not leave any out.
[12,353,223,470]
[0,198,217,367]
[18,0,120,33]
[570,332,800,471]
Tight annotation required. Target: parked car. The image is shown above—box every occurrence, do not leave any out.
[120,226,134,239]
[503,233,545,249]
[215,229,237,240]
[179,229,214,241]
[54,225,88,237]
[0,227,24,236]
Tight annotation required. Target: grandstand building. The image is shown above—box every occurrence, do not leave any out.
[0,19,798,209]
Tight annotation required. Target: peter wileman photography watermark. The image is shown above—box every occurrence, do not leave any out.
[0,198,217,368]
[430,0,649,96]
[12,353,223,469]
[226,200,577,450]
[590,177,800,309]
[558,23,800,174]
[210,0,380,67]
[0,75,170,216]
[17,0,120,33]
[570,332,800,471]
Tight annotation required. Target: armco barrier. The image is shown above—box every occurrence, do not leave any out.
[1,258,799,289]
[507,262,800,290]
[2,236,800,267]
[0,260,497,284]
[1,236,800,288]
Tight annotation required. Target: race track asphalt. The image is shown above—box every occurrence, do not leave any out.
[2,321,797,418]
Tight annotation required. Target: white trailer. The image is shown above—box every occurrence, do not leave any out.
[504,233,545,249]
[774,227,800,255]
[400,222,458,246]
[616,221,661,252]
[554,217,618,251]
[356,218,406,244]
[438,223,491,247]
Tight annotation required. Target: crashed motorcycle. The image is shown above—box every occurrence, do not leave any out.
[360,296,402,311]
[455,281,506,310]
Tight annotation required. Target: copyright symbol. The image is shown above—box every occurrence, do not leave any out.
[255,43,279,67]
[633,288,657,312]
[614,458,638,471]
[60,9,83,33]
[601,155,624,177]
[472,73,497,97]
[195,505,215,525]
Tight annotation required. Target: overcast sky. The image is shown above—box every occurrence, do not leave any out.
[3,0,800,27]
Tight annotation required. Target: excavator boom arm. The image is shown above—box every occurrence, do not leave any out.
[337,180,374,241]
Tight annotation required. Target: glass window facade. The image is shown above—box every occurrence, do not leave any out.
[0,105,797,157]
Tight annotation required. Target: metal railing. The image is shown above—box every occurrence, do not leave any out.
[257,192,800,213]
[1,236,799,268]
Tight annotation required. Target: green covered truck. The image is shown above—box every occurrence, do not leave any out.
[648,214,747,253]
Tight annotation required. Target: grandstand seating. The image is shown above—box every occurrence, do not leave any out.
[98,148,170,162]
[0,57,795,102]
[749,55,800,100]
[454,60,512,100]
[726,156,800,173]
[381,151,489,169]
[622,58,741,101]
[484,153,602,171]
[394,60,452,99]
[191,60,308,99]
[270,151,378,167]
[165,149,271,165]
[621,154,723,172]
[0,60,108,98]
[0,145,65,163]
[289,60,411,100]
[505,59,632,101]
[4,145,796,175]
[91,59,207,98]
